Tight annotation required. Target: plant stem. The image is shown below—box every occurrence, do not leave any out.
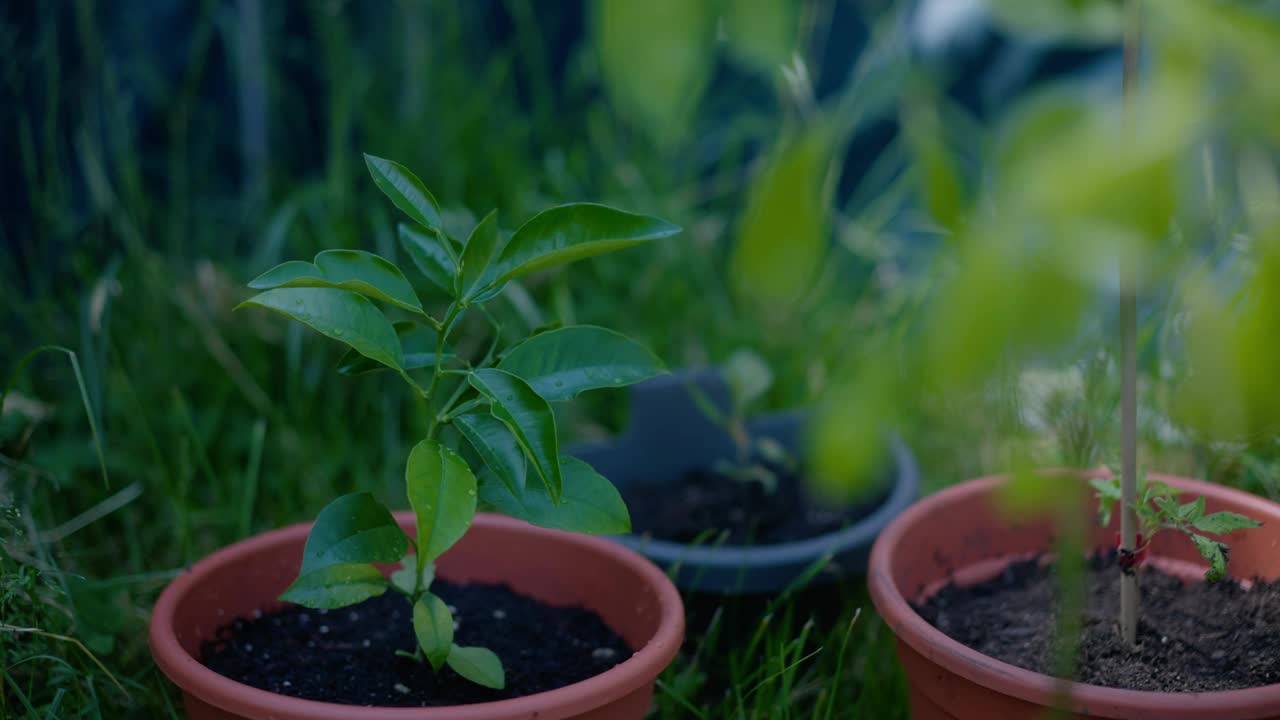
[1119,0,1142,648]
[424,302,464,440]
[442,397,485,422]
[408,302,466,595]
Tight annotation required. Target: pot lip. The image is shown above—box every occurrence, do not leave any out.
[868,471,1280,716]
[149,512,685,720]
[610,435,920,565]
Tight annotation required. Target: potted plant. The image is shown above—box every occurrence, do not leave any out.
[571,357,919,595]
[150,154,687,719]
[856,2,1280,717]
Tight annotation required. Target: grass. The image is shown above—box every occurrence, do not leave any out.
[5,1,1280,719]
[0,3,916,717]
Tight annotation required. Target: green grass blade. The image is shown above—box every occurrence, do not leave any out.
[3,345,110,487]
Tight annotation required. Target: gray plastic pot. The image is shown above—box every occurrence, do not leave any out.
[569,369,919,594]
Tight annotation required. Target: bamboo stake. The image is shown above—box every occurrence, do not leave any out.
[1119,0,1142,648]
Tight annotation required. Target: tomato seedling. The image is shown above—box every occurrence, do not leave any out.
[1092,473,1262,582]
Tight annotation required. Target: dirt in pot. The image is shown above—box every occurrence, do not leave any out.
[201,579,632,707]
[625,459,889,545]
[915,552,1280,692]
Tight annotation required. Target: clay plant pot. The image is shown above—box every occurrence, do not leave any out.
[570,368,919,594]
[150,512,685,720]
[869,472,1280,720]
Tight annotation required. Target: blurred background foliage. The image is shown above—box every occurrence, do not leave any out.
[3,0,1280,717]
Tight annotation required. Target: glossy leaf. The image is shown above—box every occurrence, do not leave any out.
[413,592,454,671]
[390,560,434,596]
[497,325,665,401]
[468,369,562,501]
[299,492,408,574]
[446,645,505,690]
[337,321,453,375]
[1193,511,1263,535]
[279,563,389,609]
[454,413,527,495]
[480,204,680,289]
[730,125,834,307]
[248,250,424,314]
[479,456,630,535]
[238,287,403,371]
[405,440,477,564]
[365,154,443,231]
[399,223,458,295]
[459,209,502,300]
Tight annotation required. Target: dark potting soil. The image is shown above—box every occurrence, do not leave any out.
[916,552,1280,692]
[200,579,632,707]
[625,462,887,545]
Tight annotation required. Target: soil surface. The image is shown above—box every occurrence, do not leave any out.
[201,579,632,707]
[625,461,887,545]
[916,552,1280,692]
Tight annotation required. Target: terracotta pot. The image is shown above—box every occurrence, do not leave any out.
[150,512,685,720]
[869,472,1280,720]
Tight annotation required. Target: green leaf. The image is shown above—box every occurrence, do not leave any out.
[1154,496,1181,521]
[1089,477,1121,501]
[480,204,680,289]
[902,93,965,233]
[468,369,562,502]
[722,0,798,73]
[390,560,434,595]
[1179,496,1207,524]
[725,349,773,415]
[459,209,502,300]
[454,413,527,495]
[987,0,1123,43]
[1193,511,1263,535]
[1190,534,1229,582]
[594,0,716,145]
[497,325,665,401]
[238,287,404,371]
[299,492,408,574]
[480,456,630,535]
[405,440,477,564]
[365,154,443,231]
[446,645,505,690]
[729,124,834,306]
[279,563,389,609]
[337,321,454,375]
[399,223,458,295]
[248,250,424,314]
[1090,477,1121,527]
[413,592,455,671]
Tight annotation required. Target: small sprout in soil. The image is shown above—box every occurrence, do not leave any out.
[696,348,798,493]
[1091,472,1262,582]
[242,154,679,689]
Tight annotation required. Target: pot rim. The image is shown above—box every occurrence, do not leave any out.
[149,512,685,719]
[611,435,920,565]
[868,471,1280,717]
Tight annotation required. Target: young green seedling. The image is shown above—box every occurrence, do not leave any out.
[239,154,679,689]
[692,349,796,493]
[1092,473,1262,583]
